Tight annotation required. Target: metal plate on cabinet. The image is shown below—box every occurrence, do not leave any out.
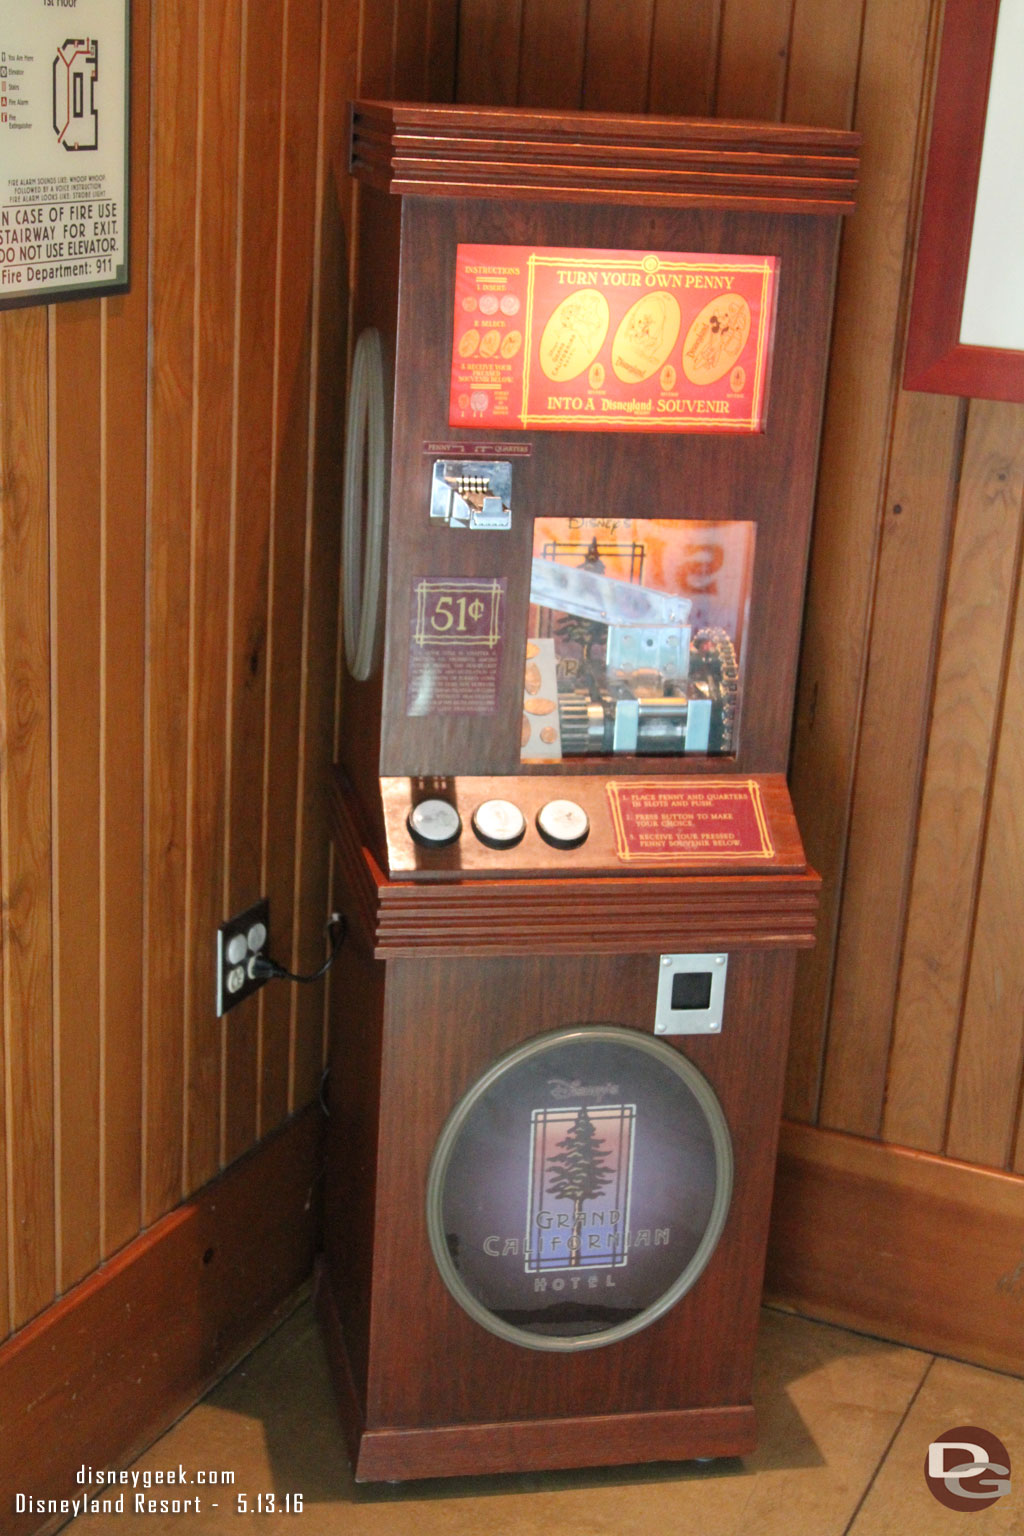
[654,954,728,1036]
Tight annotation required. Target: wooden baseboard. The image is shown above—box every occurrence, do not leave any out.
[1,1104,322,1532]
[766,1120,1024,1374]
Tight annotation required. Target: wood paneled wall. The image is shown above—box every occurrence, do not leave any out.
[0,0,455,1346]
[454,0,1024,1282]
[3,0,1022,1367]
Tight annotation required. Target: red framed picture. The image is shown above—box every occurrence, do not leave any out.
[904,0,1024,401]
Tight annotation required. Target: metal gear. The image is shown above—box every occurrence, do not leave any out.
[691,627,740,752]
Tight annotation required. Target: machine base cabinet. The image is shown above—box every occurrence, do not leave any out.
[319,900,803,1482]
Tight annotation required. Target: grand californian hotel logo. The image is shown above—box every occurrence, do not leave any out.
[518,1096,635,1275]
[426,1027,734,1352]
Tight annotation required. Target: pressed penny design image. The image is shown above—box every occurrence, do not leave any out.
[539,289,610,381]
[525,697,556,715]
[683,294,751,385]
[612,292,681,383]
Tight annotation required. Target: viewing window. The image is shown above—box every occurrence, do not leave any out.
[521,518,754,761]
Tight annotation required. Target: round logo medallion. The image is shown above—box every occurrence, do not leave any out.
[426,1027,732,1352]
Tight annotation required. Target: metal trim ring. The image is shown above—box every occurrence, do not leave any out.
[342,327,387,681]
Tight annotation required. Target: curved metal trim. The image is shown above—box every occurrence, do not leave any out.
[342,327,387,681]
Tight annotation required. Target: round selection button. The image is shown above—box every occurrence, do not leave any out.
[536,798,590,850]
[472,799,527,849]
[407,798,462,848]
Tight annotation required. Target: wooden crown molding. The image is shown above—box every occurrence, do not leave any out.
[350,101,860,215]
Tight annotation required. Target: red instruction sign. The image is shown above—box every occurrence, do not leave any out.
[606,779,775,862]
[450,244,778,434]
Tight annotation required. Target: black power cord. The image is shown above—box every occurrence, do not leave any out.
[248,912,347,985]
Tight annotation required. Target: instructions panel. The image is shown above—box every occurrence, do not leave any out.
[450,244,778,434]
[606,779,775,862]
[1,0,128,308]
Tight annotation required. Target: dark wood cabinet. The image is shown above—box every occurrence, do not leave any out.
[319,102,857,1481]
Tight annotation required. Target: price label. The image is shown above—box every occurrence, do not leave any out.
[413,579,502,647]
[407,576,506,716]
[425,591,488,633]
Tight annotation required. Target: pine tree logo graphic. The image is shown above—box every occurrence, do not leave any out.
[545,1106,615,1268]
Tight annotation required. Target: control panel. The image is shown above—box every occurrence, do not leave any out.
[380,772,805,880]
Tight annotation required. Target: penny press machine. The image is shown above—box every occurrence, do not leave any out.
[319,103,858,1481]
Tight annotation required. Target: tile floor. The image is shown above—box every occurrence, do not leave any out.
[69,1300,1024,1535]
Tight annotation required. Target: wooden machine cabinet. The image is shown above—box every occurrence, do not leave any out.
[319,103,858,1482]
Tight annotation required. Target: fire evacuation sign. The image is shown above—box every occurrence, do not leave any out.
[0,0,128,309]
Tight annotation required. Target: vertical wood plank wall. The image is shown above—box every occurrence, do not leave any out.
[3,0,1024,1361]
[454,0,1024,1345]
[0,0,456,1342]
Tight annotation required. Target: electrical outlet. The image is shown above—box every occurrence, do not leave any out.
[216,898,271,1017]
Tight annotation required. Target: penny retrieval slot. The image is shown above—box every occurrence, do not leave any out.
[671,971,714,1011]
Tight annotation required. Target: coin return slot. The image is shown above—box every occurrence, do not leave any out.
[671,972,713,1012]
